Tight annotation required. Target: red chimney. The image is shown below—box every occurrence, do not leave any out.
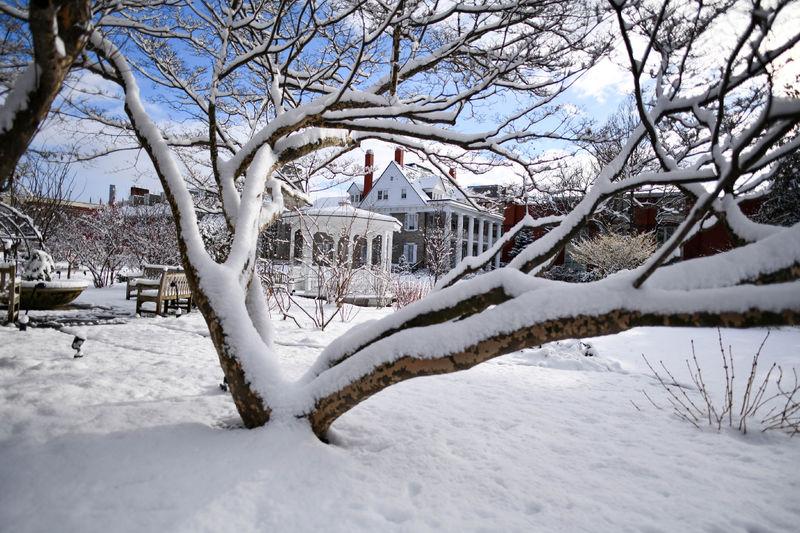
[394,146,404,167]
[449,167,457,180]
[363,149,374,196]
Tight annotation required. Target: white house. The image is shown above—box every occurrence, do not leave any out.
[348,148,504,270]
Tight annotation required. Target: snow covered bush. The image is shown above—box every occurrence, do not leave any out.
[47,206,132,288]
[569,232,657,278]
[541,264,597,283]
[22,249,55,281]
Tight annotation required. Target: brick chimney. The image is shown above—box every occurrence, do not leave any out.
[394,146,404,167]
[449,167,457,180]
[363,149,374,196]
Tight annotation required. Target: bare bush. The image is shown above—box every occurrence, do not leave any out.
[643,331,800,436]
[392,273,433,310]
[570,232,657,278]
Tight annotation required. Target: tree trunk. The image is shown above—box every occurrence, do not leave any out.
[0,0,92,191]
[193,283,272,428]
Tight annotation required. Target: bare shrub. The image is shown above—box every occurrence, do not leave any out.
[392,273,433,310]
[570,232,657,278]
[643,331,800,436]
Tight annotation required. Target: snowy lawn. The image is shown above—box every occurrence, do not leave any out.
[1,286,799,532]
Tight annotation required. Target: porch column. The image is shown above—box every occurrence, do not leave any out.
[477,218,485,255]
[466,216,474,257]
[455,213,464,262]
[384,231,393,270]
[486,222,494,269]
[366,234,373,267]
[494,223,502,268]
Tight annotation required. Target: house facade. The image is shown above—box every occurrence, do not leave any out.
[349,148,504,270]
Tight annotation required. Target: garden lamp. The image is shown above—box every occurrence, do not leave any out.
[72,335,86,358]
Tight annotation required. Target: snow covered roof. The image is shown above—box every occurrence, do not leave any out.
[283,197,401,234]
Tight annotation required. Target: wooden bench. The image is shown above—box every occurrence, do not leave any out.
[135,271,193,316]
[0,264,20,324]
[126,264,182,300]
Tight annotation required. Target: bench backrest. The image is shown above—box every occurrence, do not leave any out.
[141,264,179,280]
[160,272,192,298]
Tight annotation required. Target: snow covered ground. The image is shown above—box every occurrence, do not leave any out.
[1,285,799,532]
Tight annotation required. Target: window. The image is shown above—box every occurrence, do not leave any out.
[377,190,389,201]
[658,225,676,244]
[405,212,418,231]
[350,193,361,204]
[401,188,407,199]
[403,243,418,264]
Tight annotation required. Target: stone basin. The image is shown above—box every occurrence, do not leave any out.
[20,280,89,310]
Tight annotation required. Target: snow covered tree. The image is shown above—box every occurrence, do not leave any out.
[424,208,452,283]
[8,155,75,243]
[508,227,535,262]
[125,204,181,266]
[755,147,800,227]
[0,0,799,442]
[48,205,132,287]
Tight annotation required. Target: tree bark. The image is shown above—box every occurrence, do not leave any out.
[307,307,800,438]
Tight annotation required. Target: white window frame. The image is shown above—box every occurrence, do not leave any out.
[377,189,388,201]
[401,188,407,199]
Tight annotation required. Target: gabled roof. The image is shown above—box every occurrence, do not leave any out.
[361,161,428,205]
[356,160,494,213]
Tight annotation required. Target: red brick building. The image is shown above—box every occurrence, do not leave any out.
[501,194,764,265]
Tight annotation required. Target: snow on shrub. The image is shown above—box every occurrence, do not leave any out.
[22,249,55,281]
